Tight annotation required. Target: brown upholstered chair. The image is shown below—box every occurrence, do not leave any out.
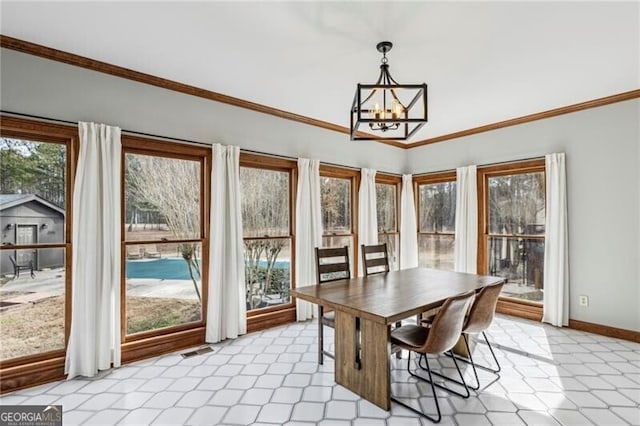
[390,290,475,422]
[315,246,351,365]
[361,243,390,276]
[421,281,504,390]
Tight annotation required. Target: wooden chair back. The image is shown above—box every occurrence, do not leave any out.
[361,243,390,276]
[315,246,351,284]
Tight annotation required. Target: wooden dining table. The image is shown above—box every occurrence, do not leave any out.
[290,267,505,411]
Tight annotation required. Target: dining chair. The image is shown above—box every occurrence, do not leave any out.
[315,246,351,365]
[361,243,390,276]
[390,290,475,422]
[421,281,504,390]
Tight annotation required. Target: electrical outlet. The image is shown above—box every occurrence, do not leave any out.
[579,295,589,307]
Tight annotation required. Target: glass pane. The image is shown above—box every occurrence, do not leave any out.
[125,242,202,335]
[0,138,67,244]
[419,182,456,233]
[376,183,397,232]
[378,233,399,271]
[418,234,455,271]
[245,239,291,311]
[124,153,201,241]
[488,237,544,302]
[488,172,545,235]
[0,248,65,360]
[321,236,354,277]
[321,177,351,234]
[240,167,290,238]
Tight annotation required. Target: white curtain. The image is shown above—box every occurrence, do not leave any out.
[400,174,419,269]
[295,158,323,321]
[207,144,246,342]
[542,153,570,327]
[65,122,121,379]
[357,168,378,276]
[454,165,478,273]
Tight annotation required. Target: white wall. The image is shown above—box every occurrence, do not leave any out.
[0,49,406,174]
[407,100,640,332]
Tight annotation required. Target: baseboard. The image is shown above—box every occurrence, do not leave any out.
[568,319,640,343]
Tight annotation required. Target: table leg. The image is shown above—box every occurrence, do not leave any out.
[334,310,391,410]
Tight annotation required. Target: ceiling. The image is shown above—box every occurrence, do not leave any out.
[1,1,638,145]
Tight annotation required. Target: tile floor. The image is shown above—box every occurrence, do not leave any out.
[1,315,639,425]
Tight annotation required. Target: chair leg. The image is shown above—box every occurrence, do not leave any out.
[417,352,471,398]
[482,331,502,373]
[445,332,502,374]
[318,306,324,365]
[390,351,442,423]
[394,321,402,359]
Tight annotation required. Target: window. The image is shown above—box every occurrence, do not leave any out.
[478,160,546,303]
[240,162,294,313]
[320,166,359,274]
[0,118,75,371]
[415,173,457,271]
[375,175,401,270]
[122,140,209,338]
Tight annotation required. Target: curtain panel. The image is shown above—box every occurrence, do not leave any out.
[207,144,246,342]
[65,122,121,379]
[542,152,570,327]
[295,158,323,321]
[454,165,478,273]
[400,174,419,269]
[357,168,378,276]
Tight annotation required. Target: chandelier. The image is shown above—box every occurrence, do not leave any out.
[350,41,428,141]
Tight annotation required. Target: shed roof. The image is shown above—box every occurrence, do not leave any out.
[0,194,65,216]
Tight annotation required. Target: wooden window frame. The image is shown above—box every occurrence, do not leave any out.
[413,171,457,268]
[477,159,546,321]
[320,165,360,275]
[240,153,298,332]
[375,174,401,268]
[0,116,78,392]
[120,135,212,360]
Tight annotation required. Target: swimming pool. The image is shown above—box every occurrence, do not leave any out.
[126,258,290,280]
[126,258,201,280]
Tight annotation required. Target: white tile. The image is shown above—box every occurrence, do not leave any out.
[517,410,562,426]
[325,400,357,420]
[257,403,293,423]
[209,389,244,406]
[185,406,228,426]
[168,377,202,392]
[0,395,29,405]
[254,374,284,389]
[137,378,175,392]
[175,390,212,408]
[77,392,121,411]
[133,366,168,379]
[332,385,360,401]
[581,408,628,425]
[214,364,243,376]
[353,418,387,426]
[223,405,260,425]
[47,380,88,395]
[302,386,333,402]
[357,399,391,419]
[143,391,183,409]
[241,363,268,375]
[161,366,192,378]
[291,401,325,422]
[454,413,491,425]
[226,375,257,390]
[272,387,303,404]
[611,407,640,425]
[241,388,273,405]
[111,391,154,410]
[486,412,526,425]
[107,378,147,393]
[202,353,232,365]
[119,408,162,426]
[535,391,577,410]
[592,389,637,406]
[550,409,595,425]
[54,393,92,411]
[151,407,194,425]
[228,354,256,364]
[575,375,616,390]
[507,393,547,411]
[196,376,229,391]
[478,394,517,412]
[84,409,128,426]
[563,390,608,408]
[267,362,294,375]
[61,410,94,426]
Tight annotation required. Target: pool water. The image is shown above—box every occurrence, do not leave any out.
[126,258,201,280]
[126,258,289,280]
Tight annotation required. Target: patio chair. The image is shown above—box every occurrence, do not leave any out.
[126,245,143,260]
[9,255,35,279]
[144,245,161,258]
